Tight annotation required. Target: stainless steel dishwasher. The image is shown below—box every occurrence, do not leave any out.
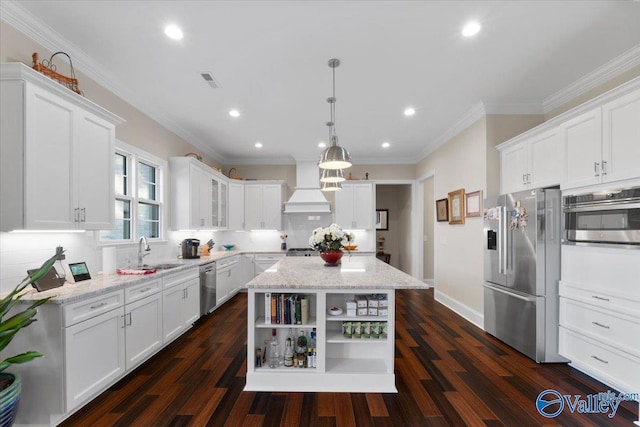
[200,260,216,316]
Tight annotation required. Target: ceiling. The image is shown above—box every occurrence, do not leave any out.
[4,1,640,165]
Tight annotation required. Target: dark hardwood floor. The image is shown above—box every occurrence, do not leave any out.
[61,289,638,426]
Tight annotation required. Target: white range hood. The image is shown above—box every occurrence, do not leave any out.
[284,161,331,213]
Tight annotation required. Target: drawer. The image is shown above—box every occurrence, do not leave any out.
[559,327,640,396]
[125,279,161,304]
[560,281,640,317]
[254,254,283,262]
[63,290,124,327]
[560,297,640,355]
[163,267,198,290]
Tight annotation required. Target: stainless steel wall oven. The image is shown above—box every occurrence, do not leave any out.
[563,186,640,248]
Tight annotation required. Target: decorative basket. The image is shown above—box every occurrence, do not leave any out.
[32,52,83,95]
[227,167,243,180]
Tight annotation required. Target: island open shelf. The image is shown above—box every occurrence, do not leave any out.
[244,256,427,393]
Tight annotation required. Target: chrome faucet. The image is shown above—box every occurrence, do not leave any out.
[138,236,151,267]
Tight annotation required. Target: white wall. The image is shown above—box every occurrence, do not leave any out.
[423,177,434,282]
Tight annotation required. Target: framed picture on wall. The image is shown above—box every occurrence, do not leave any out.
[448,188,465,225]
[465,190,482,217]
[375,209,389,230]
[436,198,449,222]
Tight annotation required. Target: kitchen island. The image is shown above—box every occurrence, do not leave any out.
[244,255,427,393]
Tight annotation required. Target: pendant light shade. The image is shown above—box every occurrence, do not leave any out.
[319,166,345,183]
[319,59,352,170]
[320,181,342,192]
[319,136,352,170]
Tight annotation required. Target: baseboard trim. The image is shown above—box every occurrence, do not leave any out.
[423,279,434,288]
[434,290,484,330]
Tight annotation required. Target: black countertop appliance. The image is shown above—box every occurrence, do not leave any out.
[181,238,200,259]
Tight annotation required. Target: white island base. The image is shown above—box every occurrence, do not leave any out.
[246,288,397,393]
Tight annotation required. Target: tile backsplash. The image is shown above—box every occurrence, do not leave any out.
[1,218,374,294]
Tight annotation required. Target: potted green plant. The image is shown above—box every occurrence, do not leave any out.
[0,251,61,426]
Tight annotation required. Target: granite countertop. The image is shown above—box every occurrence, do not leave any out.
[245,255,427,290]
[13,249,286,304]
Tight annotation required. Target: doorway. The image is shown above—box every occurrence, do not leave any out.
[375,183,412,274]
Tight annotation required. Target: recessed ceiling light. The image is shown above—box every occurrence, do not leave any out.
[164,24,183,40]
[382,142,390,148]
[255,142,263,148]
[318,141,326,148]
[229,109,240,117]
[462,21,481,37]
[404,107,415,116]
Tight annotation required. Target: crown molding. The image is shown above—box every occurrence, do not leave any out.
[483,101,544,115]
[543,43,640,113]
[0,0,225,164]
[417,102,486,162]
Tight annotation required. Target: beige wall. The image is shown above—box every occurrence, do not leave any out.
[416,118,487,315]
[0,21,219,168]
[423,177,434,281]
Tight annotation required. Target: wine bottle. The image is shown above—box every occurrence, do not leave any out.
[268,329,280,369]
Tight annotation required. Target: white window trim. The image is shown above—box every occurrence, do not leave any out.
[97,140,168,246]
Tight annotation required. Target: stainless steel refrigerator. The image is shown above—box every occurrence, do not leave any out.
[483,187,567,363]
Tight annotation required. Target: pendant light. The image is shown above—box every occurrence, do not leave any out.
[319,121,345,183]
[321,181,342,192]
[320,168,345,183]
[318,58,352,170]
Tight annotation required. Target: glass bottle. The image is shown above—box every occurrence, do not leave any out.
[308,328,317,368]
[296,330,308,368]
[268,329,280,369]
[284,329,294,367]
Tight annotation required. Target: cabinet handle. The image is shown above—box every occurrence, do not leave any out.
[74,208,80,223]
[121,315,125,329]
[526,173,531,184]
[90,302,107,310]
[127,312,132,326]
[591,321,610,329]
[592,295,610,302]
[140,287,152,293]
[81,208,86,222]
[183,288,187,299]
[590,355,608,364]
[522,173,527,185]
[594,162,600,177]
[602,160,607,176]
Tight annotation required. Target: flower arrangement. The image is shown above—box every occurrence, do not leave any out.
[308,223,354,252]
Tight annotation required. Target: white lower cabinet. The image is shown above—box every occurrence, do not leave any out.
[559,245,640,397]
[162,271,200,343]
[64,304,126,411]
[246,288,396,392]
[125,292,163,370]
[253,253,284,277]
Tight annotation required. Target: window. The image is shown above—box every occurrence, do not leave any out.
[99,142,166,243]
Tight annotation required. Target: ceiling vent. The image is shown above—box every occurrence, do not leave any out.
[200,71,221,89]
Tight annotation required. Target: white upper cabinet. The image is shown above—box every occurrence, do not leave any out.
[0,63,122,231]
[602,89,640,183]
[500,128,563,194]
[170,157,230,230]
[244,182,284,230]
[228,181,245,230]
[211,175,228,230]
[335,182,375,229]
[563,108,604,188]
[564,89,640,190]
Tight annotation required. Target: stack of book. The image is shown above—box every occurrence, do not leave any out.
[264,293,309,325]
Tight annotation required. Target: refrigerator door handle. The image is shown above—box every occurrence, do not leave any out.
[484,283,537,303]
[498,206,503,274]
[501,206,509,274]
